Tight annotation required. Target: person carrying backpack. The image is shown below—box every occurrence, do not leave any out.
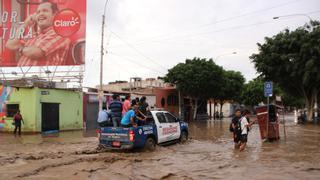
[239,109,256,151]
[229,109,242,149]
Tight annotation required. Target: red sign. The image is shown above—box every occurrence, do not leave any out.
[53,9,81,37]
[162,126,178,135]
[0,0,86,67]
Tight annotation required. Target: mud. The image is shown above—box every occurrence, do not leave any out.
[0,114,319,179]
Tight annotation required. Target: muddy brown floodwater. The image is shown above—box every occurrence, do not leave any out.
[0,114,319,180]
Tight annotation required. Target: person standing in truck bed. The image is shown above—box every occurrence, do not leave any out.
[109,94,123,127]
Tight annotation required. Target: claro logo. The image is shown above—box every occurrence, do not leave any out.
[54,17,80,27]
[53,9,81,37]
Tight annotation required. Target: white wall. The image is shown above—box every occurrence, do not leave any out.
[207,102,234,117]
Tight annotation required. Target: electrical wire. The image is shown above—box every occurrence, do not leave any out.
[109,30,168,71]
[109,10,320,48]
[109,0,303,47]
[108,51,165,75]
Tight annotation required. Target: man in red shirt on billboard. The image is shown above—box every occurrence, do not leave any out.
[6,0,70,66]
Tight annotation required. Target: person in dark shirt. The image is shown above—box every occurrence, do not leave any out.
[231,109,242,149]
[138,96,149,116]
[109,94,123,127]
[13,110,24,136]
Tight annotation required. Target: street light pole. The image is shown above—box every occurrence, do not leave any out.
[214,52,237,62]
[273,13,313,30]
[99,0,109,111]
[273,14,312,21]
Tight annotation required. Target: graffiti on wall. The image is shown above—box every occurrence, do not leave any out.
[0,86,13,129]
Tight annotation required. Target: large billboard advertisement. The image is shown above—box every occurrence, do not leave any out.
[0,0,86,67]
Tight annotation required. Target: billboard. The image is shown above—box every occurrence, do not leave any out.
[0,0,86,67]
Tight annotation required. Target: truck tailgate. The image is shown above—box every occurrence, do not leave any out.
[99,127,134,149]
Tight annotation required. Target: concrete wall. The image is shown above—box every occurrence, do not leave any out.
[154,88,179,116]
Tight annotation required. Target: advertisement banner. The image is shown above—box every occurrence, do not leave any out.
[0,0,86,67]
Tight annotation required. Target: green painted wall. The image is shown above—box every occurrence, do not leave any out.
[36,88,83,131]
[4,88,37,132]
[4,87,83,132]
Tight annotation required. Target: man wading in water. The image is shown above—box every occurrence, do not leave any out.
[230,109,242,149]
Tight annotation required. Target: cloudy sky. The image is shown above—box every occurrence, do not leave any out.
[84,0,320,87]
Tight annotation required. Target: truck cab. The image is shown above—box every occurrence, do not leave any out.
[97,111,189,151]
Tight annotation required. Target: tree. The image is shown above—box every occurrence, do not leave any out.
[250,21,320,121]
[217,70,245,115]
[241,78,305,109]
[240,78,265,107]
[164,58,224,119]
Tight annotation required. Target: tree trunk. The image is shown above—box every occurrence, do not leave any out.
[209,101,212,118]
[305,89,317,122]
[306,102,314,123]
[220,102,224,118]
[213,102,217,120]
[193,98,198,120]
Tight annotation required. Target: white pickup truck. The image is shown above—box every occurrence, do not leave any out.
[97,111,189,151]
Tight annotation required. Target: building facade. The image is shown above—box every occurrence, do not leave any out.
[1,86,83,132]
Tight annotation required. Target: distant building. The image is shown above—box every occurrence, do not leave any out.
[101,77,167,93]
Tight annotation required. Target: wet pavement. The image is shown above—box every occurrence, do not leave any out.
[0,114,319,180]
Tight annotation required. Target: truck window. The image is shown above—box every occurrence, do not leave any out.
[165,113,177,123]
[156,112,167,123]
[146,115,155,125]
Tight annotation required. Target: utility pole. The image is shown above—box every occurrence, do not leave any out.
[99,0,109,111]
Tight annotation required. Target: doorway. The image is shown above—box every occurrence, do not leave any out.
[42,103,60,132]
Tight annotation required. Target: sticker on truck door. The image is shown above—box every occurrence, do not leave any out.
[162,126,178,135]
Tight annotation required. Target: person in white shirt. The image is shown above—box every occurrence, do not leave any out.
[97,106,109,126]
[239,109,256,151]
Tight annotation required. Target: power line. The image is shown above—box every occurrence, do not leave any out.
[109,30,168,70]
[108,52,165,75]
[109,10,320,48]
[109,0,303,47]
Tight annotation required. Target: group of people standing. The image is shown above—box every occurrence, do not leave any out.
[230,109,256,151]
[98,95,150,128]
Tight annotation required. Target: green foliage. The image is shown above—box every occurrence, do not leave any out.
[218,70,245,103]
[240,77,305,107]
[250,21,320,101]
[240,78,265,107]
[164,57,224,99]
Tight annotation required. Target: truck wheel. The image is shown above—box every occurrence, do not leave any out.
[180,131,188,143]
[144,137,156,151]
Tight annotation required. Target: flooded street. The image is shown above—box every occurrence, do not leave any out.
[0,115,319,180]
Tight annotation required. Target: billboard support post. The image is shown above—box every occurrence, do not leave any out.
[99,0,109,111]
